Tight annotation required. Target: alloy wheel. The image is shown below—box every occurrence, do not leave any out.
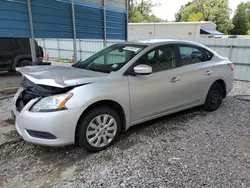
[86,114,117,148]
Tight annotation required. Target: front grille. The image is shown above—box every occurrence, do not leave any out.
[26,130,57,139]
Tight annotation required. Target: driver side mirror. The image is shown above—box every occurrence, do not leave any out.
[133,64,152,75]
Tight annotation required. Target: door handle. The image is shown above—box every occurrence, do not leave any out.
[205,70,213,75]
[171,77,180,83]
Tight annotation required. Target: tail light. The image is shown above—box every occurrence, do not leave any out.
[228,61,234,71]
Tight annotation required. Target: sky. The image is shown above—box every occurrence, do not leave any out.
[151,0,249,21]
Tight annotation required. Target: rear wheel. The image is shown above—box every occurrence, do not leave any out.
[204,82,224,111]
[76,106,121,152]
[8,69,16,73]
[18,59,32,67]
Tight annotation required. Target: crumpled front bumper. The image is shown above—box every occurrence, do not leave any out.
[12,88,80,146]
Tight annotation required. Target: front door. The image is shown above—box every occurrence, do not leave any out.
[128,44,181,123]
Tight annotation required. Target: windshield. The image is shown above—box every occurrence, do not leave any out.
[72,44,146,73]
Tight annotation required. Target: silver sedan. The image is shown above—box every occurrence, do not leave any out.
[12,39,234,151]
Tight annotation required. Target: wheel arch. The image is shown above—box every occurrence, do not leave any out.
[214,79,226,98]
[75,99,127,140]
[13,55,32,68]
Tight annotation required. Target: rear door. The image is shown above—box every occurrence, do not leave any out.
[173,44,214,108]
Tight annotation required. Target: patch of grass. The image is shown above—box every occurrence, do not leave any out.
[50,58,72,63]
[54,58,62,62]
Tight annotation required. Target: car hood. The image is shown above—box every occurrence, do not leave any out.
[17,65,108,88]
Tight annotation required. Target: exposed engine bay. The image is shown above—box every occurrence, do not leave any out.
[16,76,74,112]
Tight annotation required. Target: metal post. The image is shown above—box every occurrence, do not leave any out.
[71,0,77,63]
[229,44,233,60]
[193,24,196,40]
[103,0,107,47]
[126,0,129,41]
[27,0,36,62]
[57,38,60,58]
[43,38,47,57]
[79,39,82,60]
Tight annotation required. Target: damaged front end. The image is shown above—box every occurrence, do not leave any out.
[16,77,74,112]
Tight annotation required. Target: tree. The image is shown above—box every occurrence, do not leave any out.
[128,0,164,23]
[187,12,203,22]
[231,2,250,35]
[175,0,234,34]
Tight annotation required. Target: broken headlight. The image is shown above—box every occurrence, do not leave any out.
[30,93,73,112]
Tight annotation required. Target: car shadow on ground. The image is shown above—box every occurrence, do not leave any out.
[117,105,207,150]
[3,105,207,155]
[18,105,208,158]
[122,105,206,135]
[0,105,208,167]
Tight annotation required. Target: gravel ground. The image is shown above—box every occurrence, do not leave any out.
[0,72,22,91]
[0,81,250,188]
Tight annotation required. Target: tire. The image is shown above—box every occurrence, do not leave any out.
[39,46,44,58]
[8,69,16,73]
[76,106,121,152]
[204,82,224,111]
[18,59,32,67]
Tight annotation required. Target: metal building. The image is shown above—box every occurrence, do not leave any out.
[0,0,128,62]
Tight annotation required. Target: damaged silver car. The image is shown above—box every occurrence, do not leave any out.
[12,40,234,151]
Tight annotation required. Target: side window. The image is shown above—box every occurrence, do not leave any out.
[179,46,206,66]
[202,48,214,61]
[147,51,155,60]
[138,45,176,73]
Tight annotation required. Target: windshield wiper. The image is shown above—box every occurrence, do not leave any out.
[87,67,110,73]
[71,59,82,67]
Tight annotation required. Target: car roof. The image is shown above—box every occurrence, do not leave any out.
[126,39,217,51]
[121,39,219,57]
[125,39,203,47]
[139,39,203,46]
[136,39,177,44]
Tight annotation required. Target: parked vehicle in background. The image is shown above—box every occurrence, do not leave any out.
[12,39,234,152]
[0,38,43,72]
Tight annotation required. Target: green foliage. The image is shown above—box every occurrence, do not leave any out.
[128,0,165,23]
[187,12,204,22]
[231,2,250,35]
[175,0,234,34]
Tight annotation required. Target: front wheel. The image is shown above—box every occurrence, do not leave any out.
[204,82,224,111]
[76,106,121,152]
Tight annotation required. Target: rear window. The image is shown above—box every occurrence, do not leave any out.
[178,45,214,67]
[203,49,214,61]
[179,46,206,65]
